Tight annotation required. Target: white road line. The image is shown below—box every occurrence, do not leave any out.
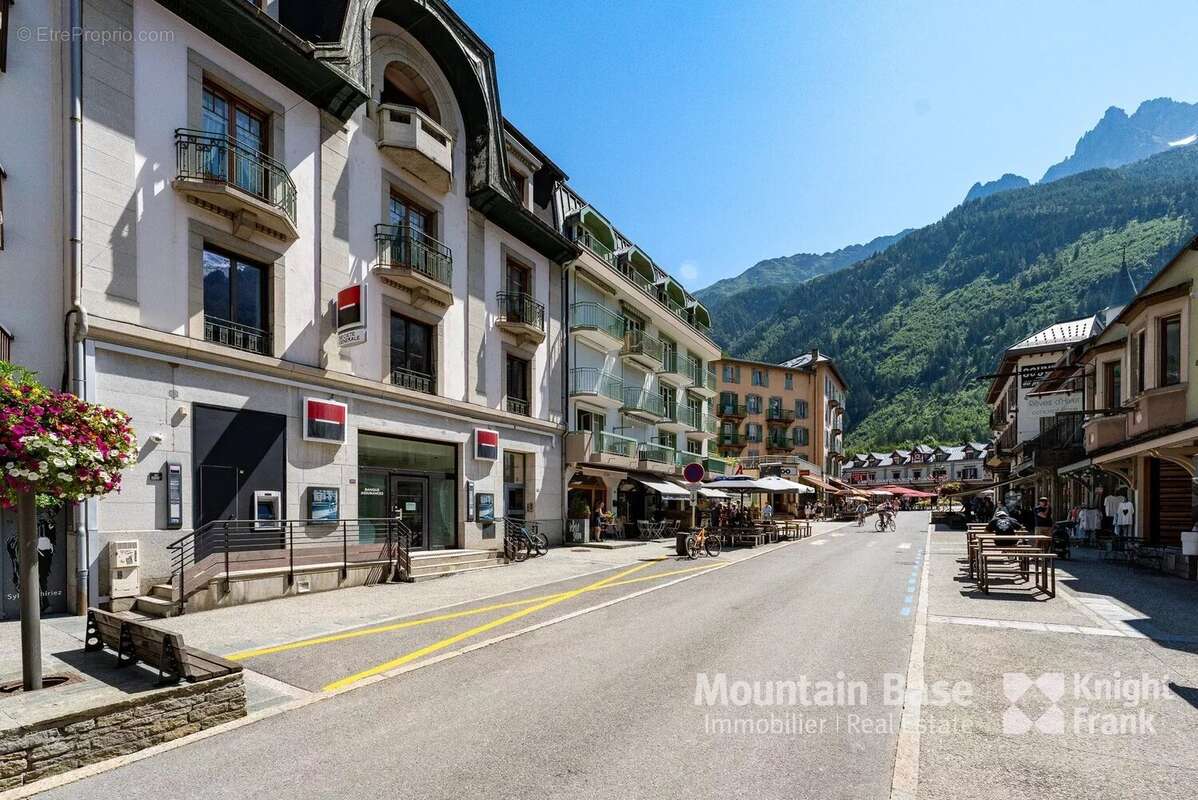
[867,541,877,547]
[896,543,912,550]
[889,522,932,800]
[830,533,845,538]
[811,540,828,546]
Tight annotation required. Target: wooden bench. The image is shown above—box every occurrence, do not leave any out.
[84,607,243,686]
[978,549,1056,597]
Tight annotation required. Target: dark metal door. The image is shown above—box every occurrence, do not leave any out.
[390,475,429,551]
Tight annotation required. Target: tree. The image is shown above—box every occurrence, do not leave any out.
[1,362,136,689]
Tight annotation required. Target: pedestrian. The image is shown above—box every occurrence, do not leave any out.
[593,501,607,543]
[1033,496,1053,539]
[986,507,1020,534]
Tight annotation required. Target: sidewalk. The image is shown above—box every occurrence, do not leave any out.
[2,520,852,715]
[916,525,1198,799]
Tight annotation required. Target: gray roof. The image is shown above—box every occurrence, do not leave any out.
[849,443,989,468]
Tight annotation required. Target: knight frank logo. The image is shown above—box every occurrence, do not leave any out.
[1002,673,1066,735]
[1002,672,1168,736]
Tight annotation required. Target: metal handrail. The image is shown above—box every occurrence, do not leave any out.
[375,223,453,286]
[639,441,677,464]
[391,364,436,394]
[595,430,637,458]
[570,302,625,339]
[567,225,617,265]
[622,328,663,364]
[497,291,545,331]
[621,386,667,418]
[167,517,413,615]
[203,316,270,356]
[174,128,296,222]
[506,395,530,416]
[569,367,623,401]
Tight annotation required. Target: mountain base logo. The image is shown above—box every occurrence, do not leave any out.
[1002,672,1170,736]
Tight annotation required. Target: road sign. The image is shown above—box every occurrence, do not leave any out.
[682,462,706,484]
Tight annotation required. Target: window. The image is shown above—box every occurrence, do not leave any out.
[794,426,809,446]
[784,373,794,390]
[1102,360,1121,408]
[660,384,677,416]
[722,364,740,384]
[768,396,782,417]
[511,171,528,206]
[0,324,10,361]
[202,83,269,196]
[891,471,901,480]
[576,408,605,433]
[657,431,677,450]
[746,394,762,414]
[661,337,678,370]
[795,399,808,419]
[202,246,269,355]
[1135,330,1146,395]
[1159,315,1181,387]
[746,423,762,442]
[0,0,10,73]
[390,312,436,393]
[687,439,701,455]
[506,259,532,297]
[390,191,435,236]
[505,354,531,416]
[751,368,768,387]
[960,468,978,480]
[719,391,738,414]
[503,451,526,485]
[912,470,922,481]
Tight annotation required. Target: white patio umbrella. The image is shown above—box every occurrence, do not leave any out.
[755,476,814,493]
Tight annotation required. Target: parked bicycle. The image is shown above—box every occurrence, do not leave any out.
[503,517,547,561]
[684,527,722,559]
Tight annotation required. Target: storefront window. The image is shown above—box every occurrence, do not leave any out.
[359,433,457,550]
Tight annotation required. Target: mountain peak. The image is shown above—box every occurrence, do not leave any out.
[963,173,1030,204]
[1041,97,1198,184]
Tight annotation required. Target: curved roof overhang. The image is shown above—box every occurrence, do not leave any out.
[567,206,617,251]
[622,247,655,279]
[664,279,686,307]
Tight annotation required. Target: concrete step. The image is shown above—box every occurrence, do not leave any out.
[408,550,500,569]
[149,583,175,601]
[409,562,509,582]
[132,594,178,618]
[408,554,505,576]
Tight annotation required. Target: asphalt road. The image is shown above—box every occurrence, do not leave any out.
[43,513,929,800]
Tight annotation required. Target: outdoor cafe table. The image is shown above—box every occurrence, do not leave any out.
[969,534,1052,580]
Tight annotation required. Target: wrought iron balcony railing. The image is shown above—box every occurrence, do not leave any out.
[391,364,435,394]
[375,223,453,287]
[175,128,296,223]
[497,292,545,331]
[204,316,270,356]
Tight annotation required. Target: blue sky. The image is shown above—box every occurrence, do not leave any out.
[451,0,1198,290]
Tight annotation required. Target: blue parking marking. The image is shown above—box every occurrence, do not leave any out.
[900,606,911,617]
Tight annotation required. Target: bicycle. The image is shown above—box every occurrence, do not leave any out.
[874,513,896,532]
[684,527,722,559]
[504,517,547,559]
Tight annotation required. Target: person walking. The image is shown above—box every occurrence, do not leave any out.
[1033,496,1053,539]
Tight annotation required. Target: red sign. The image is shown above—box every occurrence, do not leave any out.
[336,284,366,347]
[304,398,347,444]
[475,429,499,461]
[682,462,706,484]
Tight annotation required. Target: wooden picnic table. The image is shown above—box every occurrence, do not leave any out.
[967,533,1056,597]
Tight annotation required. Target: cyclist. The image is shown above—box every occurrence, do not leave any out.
[878,500,895,531]
[856,499,869,526]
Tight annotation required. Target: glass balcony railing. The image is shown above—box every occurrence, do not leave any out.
[639,441,677,464]
[622,329,663,365]
[676,451,703,468]
[704,456,729,475]
[569,368,623,402]
[595,430,637,458]
[568,225,617,265]
[570,302,625,340]
[622,387,667,418]
[375,223,453,287]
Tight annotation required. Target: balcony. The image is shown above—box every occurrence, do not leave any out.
[375,224,454,308]
[570,302,625,350]
[390,365,435,395]
[1024,413,1084,470]
[704,456,728,476]
[621,329,663,370]
[1126,383,1187,440]
[621,387,667,421]
[718,432,746,448]
[697,414,718,437]
[766,408,795,425]
[567,225,617,266]
[687,360,718,397]
[496,292,546,347]
[569,368,623,408]
[676,451,703,469]
[661,404,702,433]
[766,438,791,454]
[173,129,298,242]
[658,350,691,383]
[638,441,678,474]
[1084,412,1128,452]
[718,403,748,419]
[564,430,637,470]
[505,396,531,417]
[204,316,270,356]
[376,104,453,193]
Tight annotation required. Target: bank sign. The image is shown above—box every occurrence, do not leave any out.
[336,284,367,347]
[304,398,348,444]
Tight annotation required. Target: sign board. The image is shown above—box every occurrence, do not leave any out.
[336,284,367,347]
[165,462,182,530]
[475,492,495,523]
[304,398,348,444]
[307,487,340,522]
[682,462,706,484]
[474,429,499,461]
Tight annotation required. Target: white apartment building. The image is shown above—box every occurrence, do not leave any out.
[557,188,722,540]
[0,0,579,616]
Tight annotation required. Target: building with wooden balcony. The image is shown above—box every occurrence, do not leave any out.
[557,185,721,540]
[843,444,990,494]
[713,352,847,477]
[1060,237,1198,555]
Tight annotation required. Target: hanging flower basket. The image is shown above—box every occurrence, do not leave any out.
[0,362,137,509]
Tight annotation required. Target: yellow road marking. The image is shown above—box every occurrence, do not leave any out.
[227,558,723,662]
[321,559,662,692]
